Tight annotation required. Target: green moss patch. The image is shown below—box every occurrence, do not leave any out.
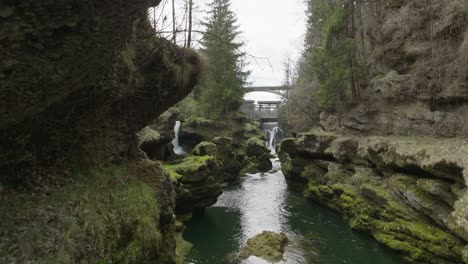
[0,162,174,263]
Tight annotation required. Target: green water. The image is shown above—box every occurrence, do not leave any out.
[183,158,405,264]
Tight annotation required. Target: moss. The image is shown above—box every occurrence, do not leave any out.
[305,178,464,263]
[0,162,174,263]
[164,155,217,181]
[244,121,265,140]
[240,231,288,262]
[175,232,192,264]
[192,141,217,156]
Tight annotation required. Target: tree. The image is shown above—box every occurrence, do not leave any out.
[187,0,193,48]
[195,0,249,119]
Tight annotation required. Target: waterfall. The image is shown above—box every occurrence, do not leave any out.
[262,122,283,150]
[171,121,185,155]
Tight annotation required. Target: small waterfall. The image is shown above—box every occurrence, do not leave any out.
[263,122,283,150]
[171,121,185,155]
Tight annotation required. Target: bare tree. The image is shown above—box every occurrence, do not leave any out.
[172,0,177,43]
[187,0,193,48]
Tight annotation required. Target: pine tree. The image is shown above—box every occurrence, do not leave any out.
[196,0,249,119]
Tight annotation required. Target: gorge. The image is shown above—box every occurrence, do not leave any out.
[1,0,467,263]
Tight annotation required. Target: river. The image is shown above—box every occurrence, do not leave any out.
[183,155,405,264]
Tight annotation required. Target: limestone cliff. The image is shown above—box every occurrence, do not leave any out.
[279,131,468,263]
[0,1,202,263]
[291,0,468,137]
[339,0,467,136]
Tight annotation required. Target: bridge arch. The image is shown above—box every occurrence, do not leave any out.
[243,86,289,99]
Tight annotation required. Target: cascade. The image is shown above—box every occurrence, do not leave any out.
[171,121,186,155]
[262,122,283,149]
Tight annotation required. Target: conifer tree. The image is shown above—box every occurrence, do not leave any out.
[196,0,249,118]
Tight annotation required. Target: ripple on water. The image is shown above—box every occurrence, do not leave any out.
[184,157,405,264]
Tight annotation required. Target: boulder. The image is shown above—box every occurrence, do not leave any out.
[192,142,218,156]
[164,156,223,213]
[192,139,242,182]
[137,108,180,161]
[243,137,273,173]
[179,118,232,147]
[240,231,288,262]
[245,137,269,158]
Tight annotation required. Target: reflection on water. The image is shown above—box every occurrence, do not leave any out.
[184,157,405,264]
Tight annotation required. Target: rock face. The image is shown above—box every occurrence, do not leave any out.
[138,108,180,161]
[164,156,223,213]
[343,0,468,137]
[279,131,468,264]
[0,1,202,263]
[240,231,288,262]
[0,4,202,187]
[300,0,468,137]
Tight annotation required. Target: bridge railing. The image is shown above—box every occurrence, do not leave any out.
[240,103,281,120]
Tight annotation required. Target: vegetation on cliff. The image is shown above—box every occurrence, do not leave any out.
[278,132,468,263]
[282,0,468,137]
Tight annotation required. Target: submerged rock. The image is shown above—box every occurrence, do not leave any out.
[240,231,288,262]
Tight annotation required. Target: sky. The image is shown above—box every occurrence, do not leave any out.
[230,0,307,102]
[153,0,307,102]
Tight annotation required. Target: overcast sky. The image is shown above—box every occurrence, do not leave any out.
[154,0,307,101]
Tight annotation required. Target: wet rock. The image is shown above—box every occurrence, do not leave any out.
[279,131,468,264]
[240,231,288,262]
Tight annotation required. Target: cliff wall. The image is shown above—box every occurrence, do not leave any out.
[0,1,202,263]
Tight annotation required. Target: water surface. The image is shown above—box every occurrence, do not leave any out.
[184,157,405,264]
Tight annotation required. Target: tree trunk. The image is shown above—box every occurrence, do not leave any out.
[187,0,193,48]
[172,0,177,44]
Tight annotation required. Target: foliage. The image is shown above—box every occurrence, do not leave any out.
[308,0,353,108]
[282,0,362,133]
[194,0,250,119]
[0,163,170,263]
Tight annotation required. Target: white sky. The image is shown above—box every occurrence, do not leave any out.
[153,0,307,102]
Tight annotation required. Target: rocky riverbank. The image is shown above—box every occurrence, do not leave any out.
[278,131,468,264]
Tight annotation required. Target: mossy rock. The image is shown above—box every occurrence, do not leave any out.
[213,136,233,146]
[179,118,232,147]
[240,231,288,262]
[245,137,270,158]
[0,161,177,263]
[244,121,266,141]
[164,155,220,183]
[192,142,218,156]
[164,156,223,213]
